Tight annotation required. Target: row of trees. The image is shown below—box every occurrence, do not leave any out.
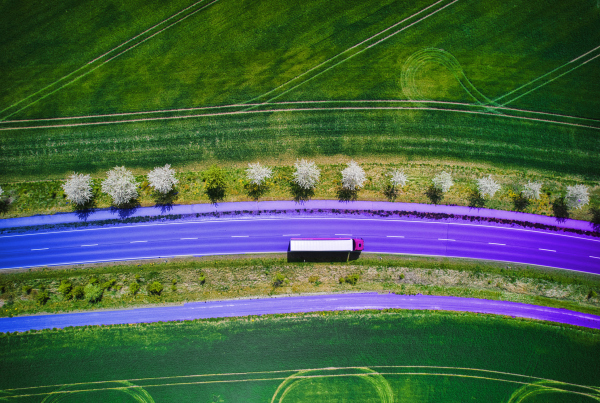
[56,160,591,211]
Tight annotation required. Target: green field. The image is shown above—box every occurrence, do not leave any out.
[0,311,599,402]
[1,0,599,181]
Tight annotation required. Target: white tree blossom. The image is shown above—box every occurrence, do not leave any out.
[62,173,93,206]
[432,171,453,193]
[387,169,408,188]
[246,162,273,186]
[565,184,590,210]
[476,175,501,199]
[521,181,543,200]
[293,159,321,190]
[147,164,178,194]
[341,160,367,191]
[101,166,139,206]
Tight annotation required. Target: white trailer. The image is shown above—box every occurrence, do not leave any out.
[289,238,364,252]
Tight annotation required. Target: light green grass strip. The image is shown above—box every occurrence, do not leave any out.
[0,0,219,122]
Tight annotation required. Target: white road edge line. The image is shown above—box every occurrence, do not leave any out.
[130,241,148,243]
[231,235,249,238]
[539,248,556,252]
[180,238,198,240]
[590,256,600,259]
[282,234,301,236]
[489,243,506,246]
[81,244,98,247]
[438,238,456,241]
[387,236,405,238]
[31,248,49,251]
[3,217,598,244]
[335,234,352,236]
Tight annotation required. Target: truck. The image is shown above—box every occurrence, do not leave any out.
[289,238,364,252]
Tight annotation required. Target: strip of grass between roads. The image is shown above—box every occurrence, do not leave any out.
[1,254,598,319]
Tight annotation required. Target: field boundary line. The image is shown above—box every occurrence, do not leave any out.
[244,0,453,105]
[0,0,220,122]
[1,105,598,131]
[2,99,598,126]
[493,44,600,106]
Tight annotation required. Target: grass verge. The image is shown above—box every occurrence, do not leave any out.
[1,158,598,222]
[1,254,599,318]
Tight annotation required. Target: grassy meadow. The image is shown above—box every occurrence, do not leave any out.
[1,0,599,183]
[0,311,599,402]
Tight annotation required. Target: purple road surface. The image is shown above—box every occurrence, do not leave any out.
[0,200,595,233]
[2,216,600,274]
[1,293,599,333]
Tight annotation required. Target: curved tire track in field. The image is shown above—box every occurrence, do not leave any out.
[401,48,496,107]
[5,365,600,401]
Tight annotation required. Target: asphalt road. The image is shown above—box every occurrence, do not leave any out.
[1,217,600,273]
[2,293,599,333]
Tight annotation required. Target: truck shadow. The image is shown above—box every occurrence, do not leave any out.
[287,251,362,263]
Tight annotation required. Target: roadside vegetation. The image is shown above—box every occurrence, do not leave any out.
[0,159,598,224]
[1,254,599,318]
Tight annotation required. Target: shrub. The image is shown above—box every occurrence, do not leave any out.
[171,284,177,292]
[387,169,408,188]
[565,184,590,210]
[521,181,543,200]
[293,159,321,190]
[101,166,139,206]
[272,272,288,287]
[308,275,319,283]
[246,162,273,186]
[89,277,99,285]
[399,273,405,280]
[339,273,360,286]
[341,160,366,190]
[147,164,178,194]
[35,290,50,306]
[198,274,206,285]
[588,290,598,300]
[58,280,72,299]
[129,282,140,296]
[62,173,93,206]
[71,286,85,300]
[432,171,453,193]
[147,281,163,296]
[476,175,501,199]
[101,279,117,290]
[22,285,33,295]
[203,165,227,202]
[84,283,103,303]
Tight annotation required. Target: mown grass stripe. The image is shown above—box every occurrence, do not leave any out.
[0,0,220,122]
[2,105,598,132]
